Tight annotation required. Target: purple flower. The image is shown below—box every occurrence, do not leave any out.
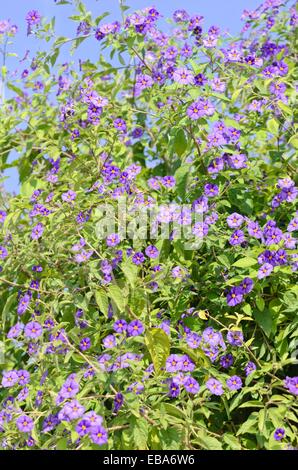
[165,45,178,59]
[227,287,244,306]
[74,250,93,263]
[206,378,224,396]
[173,67,194,85]
[42,414,59,433]
[204,184,219,197]
[7,322,24,339]
[166,354,182,373]
[76,419,91,437]
[132,252,145,265]
[17,387,29,402]
[162,176,176,188]
[277,177,294,189]
[113,319,128,333]
[284,233,296,249]
[136,74,153,90]
[229,230,245,246]
[62,190,76,203]
[194,73,207,86]
[106,233,121,247]
[0,210,7,223]
[18,370,30,386]
[227,330,244,346]
[2,370,19,388]
[192,196,209,214]
[90,425,108,445]
[270,81,286,96]
[31,223,44,240]
[275,249,287,265]
[244,361,257,376]
[240,277,254,294]
[274,428,285,441]
[247,220,263,238]
[95,28,105,41]
[226,375,242,391]
[181,43,192,57]
[281,186,298,203]
[84,411,103,426]
[186,332,201,349]
[227,213,244,228]
[168,379,180,397]
[228,154,247,169]
[204,347,220,363]
[211,77,226,92]
[288,217,298,232]
[258,263,274,279]
[113,118,127,133]
[102,334,116,349]
[127,382,144,394]
[220,354,234,369]
[113,392,124,413]
[79,337,91,351]
[180,355,195,372]
[187,99,215,120]
[284,376,298,396]
[172,266,188,279]
[25,10,41,26]
[61,400,85,420]
[265,227,283,246]
[184,376,200,394]
[127,320,144,336]
[173,10,189,23]
[145,245,159,259]
[16,415,34,433]
[24,321,42,339]
[208,157,224,174]
[202,327,222,347]
[59,379,79,400]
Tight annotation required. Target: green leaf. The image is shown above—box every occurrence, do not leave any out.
[194,429,222,450]
[242,303,252,315]
[236,413,258,435]
[233,257,257,268]
[266,118,279,135]
[121,261,138,288]
[223,434,242,450]
[56,438,68,450]
[107,284,127,312]
[256,297,265,312]
[162,403,185,421]
[145,328,170,375]
[288,134,298,149]
[159,428,184,450]
[217,254,231,268]
[277,100,293,116]
[174,164,190,198]
[173,128,188,156]
[95,289,109,316]
[132,417,149,450]
[258,409,266,433]
[253,309,272,337]
[239,401,265,408]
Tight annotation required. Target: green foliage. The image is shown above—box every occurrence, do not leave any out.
[0,0,297,452]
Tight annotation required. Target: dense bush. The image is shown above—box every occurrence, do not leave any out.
[0,0,297,450]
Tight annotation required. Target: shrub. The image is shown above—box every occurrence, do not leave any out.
[0,0,297,450]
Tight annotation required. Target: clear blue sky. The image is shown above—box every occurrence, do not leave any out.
[1,0,261,194]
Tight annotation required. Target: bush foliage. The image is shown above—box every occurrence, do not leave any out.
[0,0,297,450]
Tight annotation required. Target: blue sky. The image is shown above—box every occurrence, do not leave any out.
[1,0,261,193]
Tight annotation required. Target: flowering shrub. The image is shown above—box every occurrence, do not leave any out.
[0,0,297,451]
